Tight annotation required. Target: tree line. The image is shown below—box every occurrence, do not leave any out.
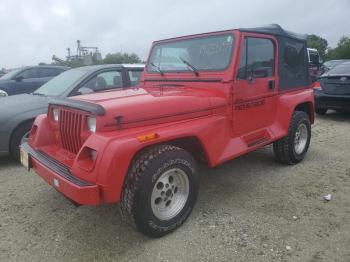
[40,52,143,68]
[41,33,350,68]
[307,34,350,61]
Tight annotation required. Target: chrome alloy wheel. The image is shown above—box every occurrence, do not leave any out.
[151,168,190,221]
[294,123,308,154]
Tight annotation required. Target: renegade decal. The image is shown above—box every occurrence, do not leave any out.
[235,99,265,110]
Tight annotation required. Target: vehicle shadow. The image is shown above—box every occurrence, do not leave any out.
[316,110,350,122]
[0,156,18,169]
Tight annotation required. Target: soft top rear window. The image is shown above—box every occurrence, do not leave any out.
[147,34,235,73]
[278,36,309,90]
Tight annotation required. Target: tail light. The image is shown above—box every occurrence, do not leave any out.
[313,81,322,91]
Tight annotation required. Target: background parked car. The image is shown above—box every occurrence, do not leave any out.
[307,48,323,81]
[0,64,144,160]
[0,65,69,97]
[323,59,350,72]
[314,61,350,114]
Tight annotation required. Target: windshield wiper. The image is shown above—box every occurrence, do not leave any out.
[179,57,199,76]
[150,62,164,76]
[31,92,46,97]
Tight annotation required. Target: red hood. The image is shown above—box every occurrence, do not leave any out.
[73,87,227,129]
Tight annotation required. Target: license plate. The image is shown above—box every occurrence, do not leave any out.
[20,147,31,171]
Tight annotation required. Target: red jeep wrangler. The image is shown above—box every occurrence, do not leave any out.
[21,24,314,237]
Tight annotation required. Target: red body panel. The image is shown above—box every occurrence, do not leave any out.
[31,155,100,205]
[27,29,314,205]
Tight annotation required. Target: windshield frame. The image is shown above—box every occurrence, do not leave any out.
[146,32,236,74]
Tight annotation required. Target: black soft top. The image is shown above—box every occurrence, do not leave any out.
[240,24,310,90]
[239,24,307,42]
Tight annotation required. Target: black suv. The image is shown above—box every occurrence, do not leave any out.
[0,65,69,97]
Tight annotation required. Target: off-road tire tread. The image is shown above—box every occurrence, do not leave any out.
[120,144,193,234]
[273,111,311,165]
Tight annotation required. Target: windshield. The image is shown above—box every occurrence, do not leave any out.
[324,61,350,76]
[0,68,22,80]
[34,69,88,96]
[147,34,235,73]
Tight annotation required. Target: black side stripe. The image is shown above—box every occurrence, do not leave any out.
[121,105,227,124]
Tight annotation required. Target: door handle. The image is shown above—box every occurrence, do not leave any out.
[268,80,275,90]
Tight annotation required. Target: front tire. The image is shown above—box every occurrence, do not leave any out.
[120,145,199,237]
[273,111,311,165]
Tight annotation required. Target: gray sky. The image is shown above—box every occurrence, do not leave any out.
[0,0,349,68]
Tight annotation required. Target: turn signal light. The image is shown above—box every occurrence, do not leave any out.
[76,147,98,171]
[137,133,159,142]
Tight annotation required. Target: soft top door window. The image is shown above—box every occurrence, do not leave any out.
[238,37,275,79]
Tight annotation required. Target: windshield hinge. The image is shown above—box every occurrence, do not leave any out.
[115,116,123,130]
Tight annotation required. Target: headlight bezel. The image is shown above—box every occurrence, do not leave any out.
[87,116,97,133]
[52,108,60,122]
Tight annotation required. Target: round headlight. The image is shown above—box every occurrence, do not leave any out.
[87,116,96,133]
[0,89,8,97]
[52,108,60,121]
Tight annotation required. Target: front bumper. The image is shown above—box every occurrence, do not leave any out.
[314,90,350,110]
[21,142,100,205]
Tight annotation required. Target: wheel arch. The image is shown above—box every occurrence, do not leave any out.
[131,135,209,167]
[9,118,35,152]
[294,101,314,124]
[115,135,208,201]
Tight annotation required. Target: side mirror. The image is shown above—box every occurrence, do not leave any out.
[77,87,93,95]
[14,76,24,82]
[247,69,254,83]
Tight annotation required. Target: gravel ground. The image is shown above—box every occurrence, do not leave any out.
[1,111,350,262]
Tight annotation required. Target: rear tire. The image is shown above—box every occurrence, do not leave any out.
[273,111,311,165]
[120,145,199,237]
[10,121,33,161]
[315,107,327,115]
